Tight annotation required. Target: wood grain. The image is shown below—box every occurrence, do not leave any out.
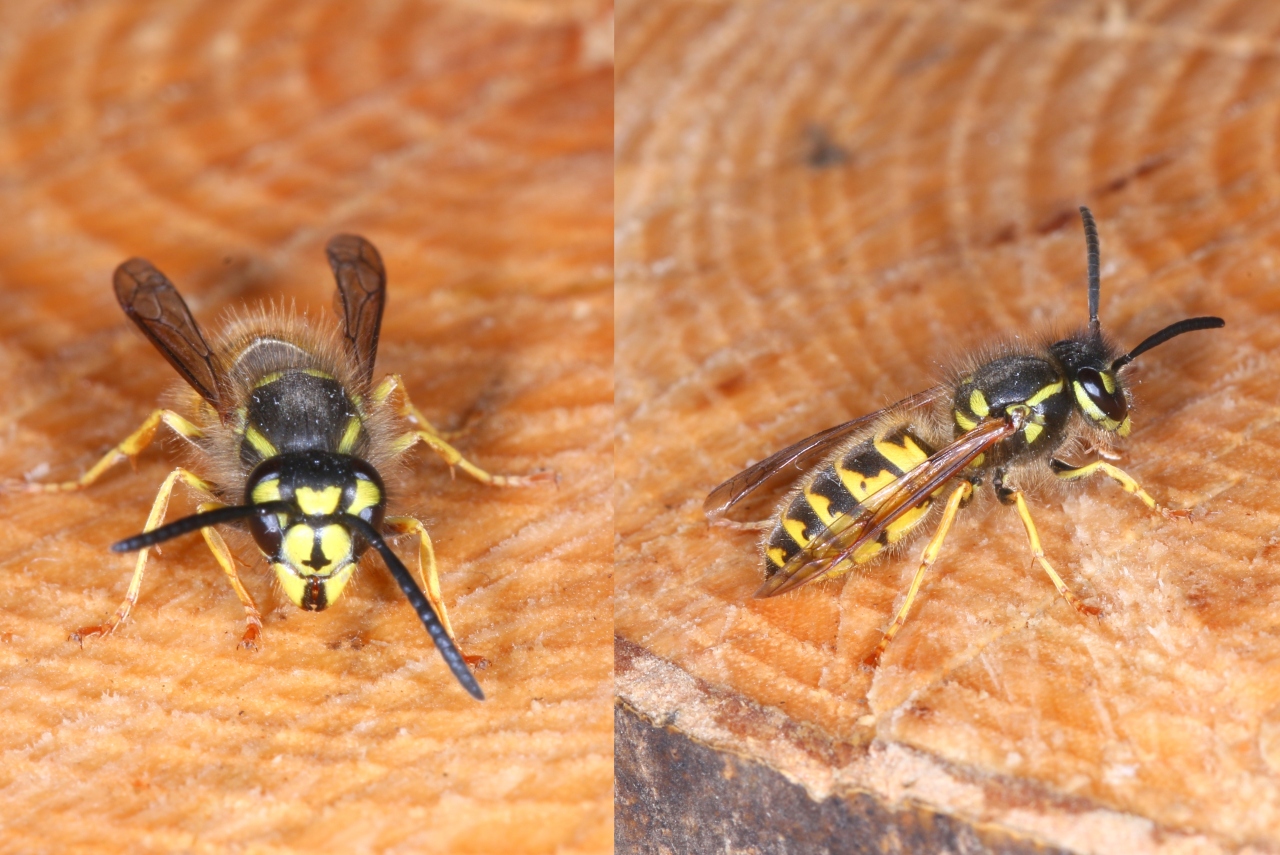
[616,1,1280,853]
[0,2,613,853]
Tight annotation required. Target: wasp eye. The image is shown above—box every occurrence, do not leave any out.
[1076,367,1127,422]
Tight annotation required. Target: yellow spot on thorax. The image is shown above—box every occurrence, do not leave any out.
[1026,379,1064,407]
[244,426,277,458]
[969,389,990,418]
[338,416,363,454]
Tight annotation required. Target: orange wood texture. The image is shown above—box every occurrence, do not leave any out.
[0,2,613,853]
[617,1,1280,852]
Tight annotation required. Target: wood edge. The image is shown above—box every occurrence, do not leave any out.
[614,637,1243,855]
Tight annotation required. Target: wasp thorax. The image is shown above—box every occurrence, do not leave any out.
[951,354,1072,461]
[245,451,386,611]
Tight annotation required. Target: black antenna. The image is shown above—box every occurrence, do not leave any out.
[1080,206,1101,331]
[343,515,485,701]
[1111,317,1225,371]
[111,502,292,551]
[112,503,485,700]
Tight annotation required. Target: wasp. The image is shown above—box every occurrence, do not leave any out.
[705,207,1224,667]
[17,235,550,699]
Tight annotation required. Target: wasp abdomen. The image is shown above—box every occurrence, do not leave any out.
[764,425,937,577]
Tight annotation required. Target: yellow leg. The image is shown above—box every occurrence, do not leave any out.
[26,409,203,493]
[195,501,263,650]
[383,515,483,665]
[73,467,215,643]
[1053,459,1188,520]
[1010,491,1099,617]
[371,374,462,440]
[375,373,553,488]
[866,481,972,667]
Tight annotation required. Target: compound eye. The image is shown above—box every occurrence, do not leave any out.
[1076,367,1127,423]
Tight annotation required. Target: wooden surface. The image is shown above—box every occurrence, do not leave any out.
[616,2,1280,853]
[0,2,613,853]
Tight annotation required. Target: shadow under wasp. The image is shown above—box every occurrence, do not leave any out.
[705,207,1224,667]
[16,235,552,700]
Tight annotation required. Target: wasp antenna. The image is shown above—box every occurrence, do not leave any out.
[1079,206,1101,331]
[111,502,293,552]
[1111,316,1225,371]
[343,515,485,701]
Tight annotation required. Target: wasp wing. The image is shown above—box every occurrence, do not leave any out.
[756,414,1019,598]
[326,234,387,386]
[114,259,228,410]
[704,387,941,523]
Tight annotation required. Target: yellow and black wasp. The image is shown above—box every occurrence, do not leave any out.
[705,207,1224,666]
[18,235,549,699]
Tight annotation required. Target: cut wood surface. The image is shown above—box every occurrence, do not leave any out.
[0,2,613,853]
[616,1,1280,853]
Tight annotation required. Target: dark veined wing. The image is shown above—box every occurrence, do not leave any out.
[704,387,942,523]
[326,234,386,386]
[756,413,1022,598]
[114,259,228,410]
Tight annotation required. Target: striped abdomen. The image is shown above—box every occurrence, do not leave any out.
[764,424,937,578]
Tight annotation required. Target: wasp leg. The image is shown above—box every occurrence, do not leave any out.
[377,374,553,487]
[712,518,773,532]
[371,374,464,440]
[25,409,203,493]
[383,515,483,666]
[866,481,972,667]
[1051,459,1189,520]
[194,501,263,650]
[1009,490,1100,617]
[73,467,214,643]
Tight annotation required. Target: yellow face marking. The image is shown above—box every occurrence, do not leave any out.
[252,477,282,504]
[782,516,810,547]
[804,487,834,525]
[1100,371,1116,394]
[244,426,277,458]
[1026,379,1064,407]
[837,464,896,502]
[1023,423,1044,444]
[1073,381,1126,431]
[283,525,318,572]
[969,389,990,418]
[273,561,356,608]
[274,562,309,608]
[296,486,343,516]
[282,524,353,575]
[318,525,353,569]
[348,480,382,515]
[874,433,929,474]
[954,410,978,431]
[338,416,363,454]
